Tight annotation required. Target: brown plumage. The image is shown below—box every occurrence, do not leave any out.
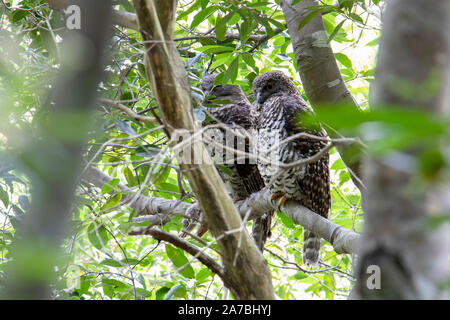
[253,70,330,266]
[193,74,273,251]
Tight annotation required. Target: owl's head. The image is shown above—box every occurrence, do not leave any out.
[200,74,247,104]
[252,70,299,105]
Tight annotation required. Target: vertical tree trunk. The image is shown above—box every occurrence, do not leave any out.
[132,0,274,300]
[3,0,112,299]
[353,0,450,299]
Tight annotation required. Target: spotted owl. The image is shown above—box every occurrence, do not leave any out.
[191,74,273,251]
[252,70,330,266]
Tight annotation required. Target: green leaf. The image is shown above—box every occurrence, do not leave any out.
[328,20,345,43]
[268,18,286,31]
[366,37,379,47]
[155,286,170,300]
[227,12,241,25]
[114,119,136,136]
[419,149,445,179]
[247,2,272,9]
[100,259,123,268]
[349,12,364,25]
[222,56,240,84]
[427,215,450,230]
[242,53,257,72]
[135,144,161,158]
[210,52,234,69]
[196,268,212,283]
[0,186,9,207]
[240,19,252,43]
[165,244,195,279]
[297,8,323,30]
[123,167,137,187]
[190,6,217,30]
[195,45,234,54]
[163,284,186,300]
[200,0,209,9]
[11,10,28,23]
[87,223,110,250]
[177,1,200,21]
[334,52,353,68]
[277,211,295,229]
[101,278,129,288]
[216,13,233,42]
[255,15,274,37]
[100,193,122,212]
[331,158,346,170]
[338,170,351,186]
[101,178,120,194]
[216,165,233,177]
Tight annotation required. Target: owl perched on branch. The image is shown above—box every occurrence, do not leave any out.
[182,74,273,251]
[253,70,330,266]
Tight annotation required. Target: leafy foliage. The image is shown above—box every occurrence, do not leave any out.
[1,0,446,300]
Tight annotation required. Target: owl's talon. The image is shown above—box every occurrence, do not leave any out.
[270,192,284,201]
[278,195,288,207]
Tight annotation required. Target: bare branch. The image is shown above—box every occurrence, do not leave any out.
[99,98,159,124]
[129,227,225,279]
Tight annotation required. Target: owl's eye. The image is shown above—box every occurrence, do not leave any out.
[266,83,274,90]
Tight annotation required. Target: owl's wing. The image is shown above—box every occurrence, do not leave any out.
[280,95,330,217]
[281,95,330,265]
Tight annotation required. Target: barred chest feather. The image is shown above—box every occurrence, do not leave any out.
[255,97,307,201]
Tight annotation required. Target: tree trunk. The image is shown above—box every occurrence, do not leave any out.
[353,0,450,299]
[3,0,112,299]
[132,0,274,300]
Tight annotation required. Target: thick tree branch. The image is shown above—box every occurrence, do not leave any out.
[280,0,364,192]
[83,165,360,255]
[236,190,360,255]
[131,0,274,300]
[83,165,192,217]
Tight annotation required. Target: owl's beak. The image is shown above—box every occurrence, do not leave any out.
[255,92,262,104]
[256,92,266,104]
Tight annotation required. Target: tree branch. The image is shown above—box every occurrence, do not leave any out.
[129,227,226,280]
[235,189,360,254]
[131,0,274,300]
[99,98,159,124]
[83,165,360,255]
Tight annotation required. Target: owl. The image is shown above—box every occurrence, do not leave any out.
[183,74,273,251]
[252,70,330,266]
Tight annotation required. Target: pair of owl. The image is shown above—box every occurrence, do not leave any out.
[198,70,330,267]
